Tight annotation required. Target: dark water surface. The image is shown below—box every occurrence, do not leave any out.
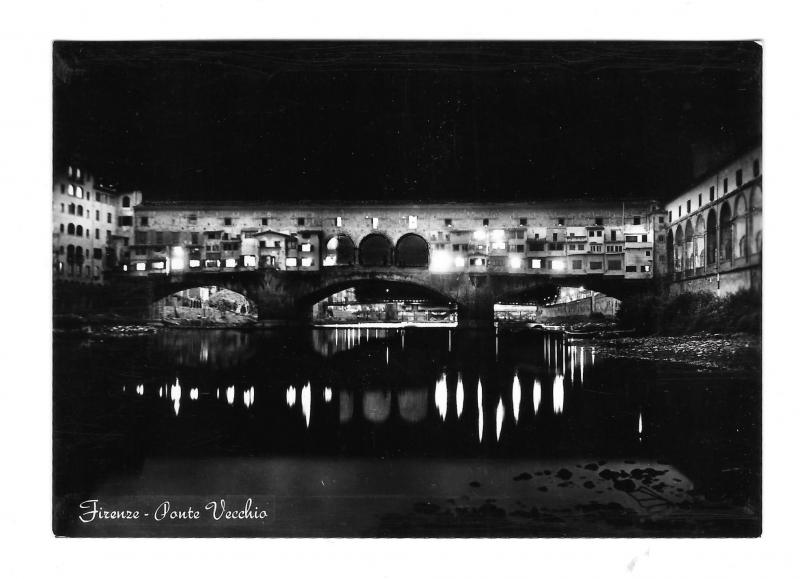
[53,328,760,537]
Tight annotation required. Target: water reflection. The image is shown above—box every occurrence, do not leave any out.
[301,382,311,427]
[456,375,464,419]
[399,389,427,423]
[434,374,447,421]
[553,375,564,415]
[477,379,484,443]
[56,326,761,537]
[496,399,505,441]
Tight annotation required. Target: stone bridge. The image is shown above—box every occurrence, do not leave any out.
[108,267,651,326]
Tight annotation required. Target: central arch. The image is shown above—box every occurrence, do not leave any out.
[358,233,393,267]
[395,233,429,267]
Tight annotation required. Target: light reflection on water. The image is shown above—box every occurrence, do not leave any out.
[115,329,606,438]
[55,326,762,537]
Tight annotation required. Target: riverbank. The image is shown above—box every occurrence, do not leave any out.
[583,332,761,374]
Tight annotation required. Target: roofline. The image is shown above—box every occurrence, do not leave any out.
[135,198,662,211]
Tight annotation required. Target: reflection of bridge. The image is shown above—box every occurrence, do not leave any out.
[109,267,651,326]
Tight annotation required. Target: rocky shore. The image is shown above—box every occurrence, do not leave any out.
[585,332,761,374]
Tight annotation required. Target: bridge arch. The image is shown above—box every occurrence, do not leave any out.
[323,234,356,266]
[297,275,456,312]
[358,232,394,267]
[719,201,733,262]
[395,233,429,267]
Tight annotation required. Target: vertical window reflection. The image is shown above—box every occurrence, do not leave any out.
[301,382,311,428]
[553,375,564,415]
[496,399,505,442]
[477,379,484,443]
[435,373,447,421]
[170,378,181,416]
[533,379,541,415]
[226,385,235,406]
[512,374,521,423]
[456,374,464,419]
[286,385,297,407]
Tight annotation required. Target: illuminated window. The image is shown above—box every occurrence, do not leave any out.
[189,259,201,268]
[408,215,418,229]
[286,257,298,267]
[300,243,312,252]
[76,168,81,179]
[152,261,165,270]
[225,258,237,268]
[135,262,146,271]
[551,259,566,271]
[335,216,342,227]
[530,258,542,269]
[68,184,74,196]
[243,255,257,267]
[122,265,128,272]
[301,257,313,267]
[641,265,651,272]
[509,256,522,269]
[454,256,466,268]
[371,217,379,229]
[68,166,73,177]
[204,259,219,268]
[76,187,83,199]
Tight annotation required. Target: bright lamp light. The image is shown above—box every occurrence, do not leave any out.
[430,250,452,272]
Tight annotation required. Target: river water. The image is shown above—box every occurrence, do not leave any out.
[53,327,760,537]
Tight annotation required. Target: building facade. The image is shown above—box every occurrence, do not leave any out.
[664,145,762,294]
[52,163,143,284]
[123,200,663,280]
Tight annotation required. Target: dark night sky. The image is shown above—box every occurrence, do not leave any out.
[53,41,761,203]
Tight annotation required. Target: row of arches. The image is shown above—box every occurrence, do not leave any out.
[324,232,430,268]
[667,187,762,274]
